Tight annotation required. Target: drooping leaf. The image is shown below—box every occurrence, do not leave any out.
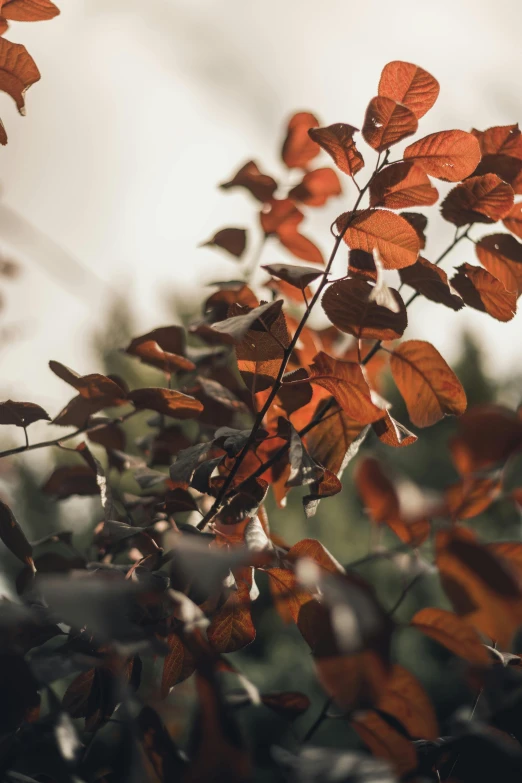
[398,257,463,310]
[308,123,364,176]
[378,60,440,119]
[0,400,50,427]
[362,96,418,153]
[282,111,320,169]
[202,227,247,258]
[404,130,481,182]
[260,199,325,263]
[476,233,522,295]
[322,278,407,340]
[450,263,517,321]
[336,209,420,269]
[289,168,342,207]
[389,340,467,427]
[308,352,385,424]
[0,499,33,567]
[207,582,255,653]
[0,37,40,144]
[262,262,323,292]
[440,174,514,226]
[128,388,204,419]
[370,161,439,209]
[220,160,277,203]
[411,607,491,665]
[436,526,522,649]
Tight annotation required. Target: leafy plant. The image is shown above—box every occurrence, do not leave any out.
[2,42,522,782]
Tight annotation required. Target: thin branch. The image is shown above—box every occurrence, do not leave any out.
[387,572,424,616]
[302,697,332,743]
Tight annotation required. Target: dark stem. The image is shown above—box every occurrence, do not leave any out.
[302,697,332,743]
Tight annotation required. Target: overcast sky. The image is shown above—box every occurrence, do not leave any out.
[0,0,521,420]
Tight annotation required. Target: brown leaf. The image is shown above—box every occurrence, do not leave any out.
[400,211,427,248]
[441,174,514,226]
[207,582,255,653]
[399,257,463,310]
[355,456,399,524]
[378,664,438,739]
[125,338,195,374]
[260,199,303,235]
[348,249,377,281]
[308,352,385,424]
[476,233,522,295]
[445,477,501,520]
[322,278,407,340]
[281,111,320,169]
[0,400,50,427]
[202,228,247,258]
[370,161,438,209]
[305,408,367,475]
[503,201,522,240]
[378,61,440,119]
[308,123,364,176]
[404,130,481,182]
[450,405,522,475]
[411,607,491,666]
[161,634,195,698]
[49,361,127,404]
[389,340,467,427]
[473,155,522,194]
[0,499,32,566]
[203,300,285,345]
[267,567,313,624]
[262,262,322,291]
[278,226,324,264]
[362,96,418,153]
[0,37,40,144]
[286,538,344,574]
[351,710,417,776]
[337,209,420,269]
[450,263,517,322]
[288,167,341,207]
[220,160,277,203]
[472,124,522,159]
[87,422,126,452]
[436,526,522,649]
[260,691,310,720]
[372,412,418,448]
[236,302,289,393]
[128,388,203,419]
[42,465,99,500]
[2,0,59,21]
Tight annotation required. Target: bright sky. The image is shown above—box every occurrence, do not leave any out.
[0,0,521,421]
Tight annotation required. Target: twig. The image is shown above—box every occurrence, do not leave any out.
[302,697,332,743]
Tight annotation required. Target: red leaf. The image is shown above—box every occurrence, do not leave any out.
[289,168,341,206]
[472,124,522,159]
[0,400,50,427]
[404,130,481,182]
[378,61,440,119]
[281,111,320,169]
[362,96,418,153]
[336,209,420,269]
[441,174,514,226]
[450,405,522,475]
[308,352,384,424]
[450,263,517,322]
[207,582,255,653]
[370,161,438,209]
[308,123,364,176]
[128,388,203,419]
[476,233,522,295]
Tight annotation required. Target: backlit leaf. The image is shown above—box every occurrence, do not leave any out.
[378,61,440,119]
[404,130,481,182]
[128,388,203,419]
[370,161,438,209]
[206,299,284,344]
[0,37,40,144]
[282,111,320,169]
[289,167,342,207]
[262,262,323,291]
[372,412,418,448]
[502,201,522,239]
[450,263,517,322]
[322,278,407,340]
[305,408,367,475]
[411,607,491,665]
[476,233,522,295]
[399,257,463,310]
[377,664,438,739]
[351,711,417,776]
[389,340,467,427]
[336,209,420,269]
[445,476,501,520]
[362,96,417,153]
[472,124,522,159]
[308,123,364,176]
[440,174,514,226]
[220,160,277,203]
[207,582,255,653]
[2,0,59,21]
[450,404,522,475]
[308,352,385,424]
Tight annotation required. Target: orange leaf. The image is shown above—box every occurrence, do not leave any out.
[389,340,467,427]
[399,257,463,310]
[404,130,481,182]
[128,388,204,419]
[378,664,438,739]
[336,209,420,269]
[322,278,407,340]
[441,174,514,226]
[308,352,385,424]
[445,476,501,520]
[378,61,440,119]
[289,167,341,207]
[400,211,427,248]
[351,711,417,776]
[161,634,195,698]
[473,155,522,194]
[450,263,517,322]
[503,201,522,240]
[317,652,389,714]
[372,412,418,448]
[305,408,367,475]
[472,124,522,159]
[0,37,39,122]
[411,607,491,666]
[266,567,313,624]
[281,111,320,169]
[207,582,255,653]
[449,404,522,475]
[220,160,277,203]
[2,0,59,21]
[476,234,522,295]
[370,161,438,209]
[277,225,324,264]
[236,302,290,393]
[355,456,399,523]
[308,123,364,176]
[436,526,522,649]
[362,96,417,153]
[285,538,344,574]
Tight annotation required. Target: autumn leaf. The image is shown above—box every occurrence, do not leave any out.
[378,60,440,119]
[445,476,501,520]
[308,123,364,176]
[207,583,255,653]
[262,262,323,292]
[0,499,33,567]
[351,711,417,777]
[0,400,50,427]
[389,340,467,427]
[476,233,522,295]
[236,302,289,392]
[266,567,313,624]
[281,111,320,169]
[372,412,418,448]
[289,168,341,207]
[305,408,367,475]
[128,388,204,419]
[161,634,196,698]
[322,277,407,340]
[285,538,344,574]
[377,664,439,740]
[450,404,522,475]
[277,226,324,264]
[125,326,196,373]
[1,0,59,22]
[206,299,285,344]
[404,130,481,182]
[440,174,514,226]
[370,161,438,209]
[503,201,522,240]
[473,155,522,194]
[220,160,277,203]
[472,124,522,159]
[202,228,247,258]
[400,211,427,248]
[336,209,420,269]
[450,263,517,322]
[362,96,418,153]
[308,352,385,424]
[411,607,490,666]
[399,257,463,310]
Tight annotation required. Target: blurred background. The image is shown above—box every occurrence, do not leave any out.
[0,1,520,774]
